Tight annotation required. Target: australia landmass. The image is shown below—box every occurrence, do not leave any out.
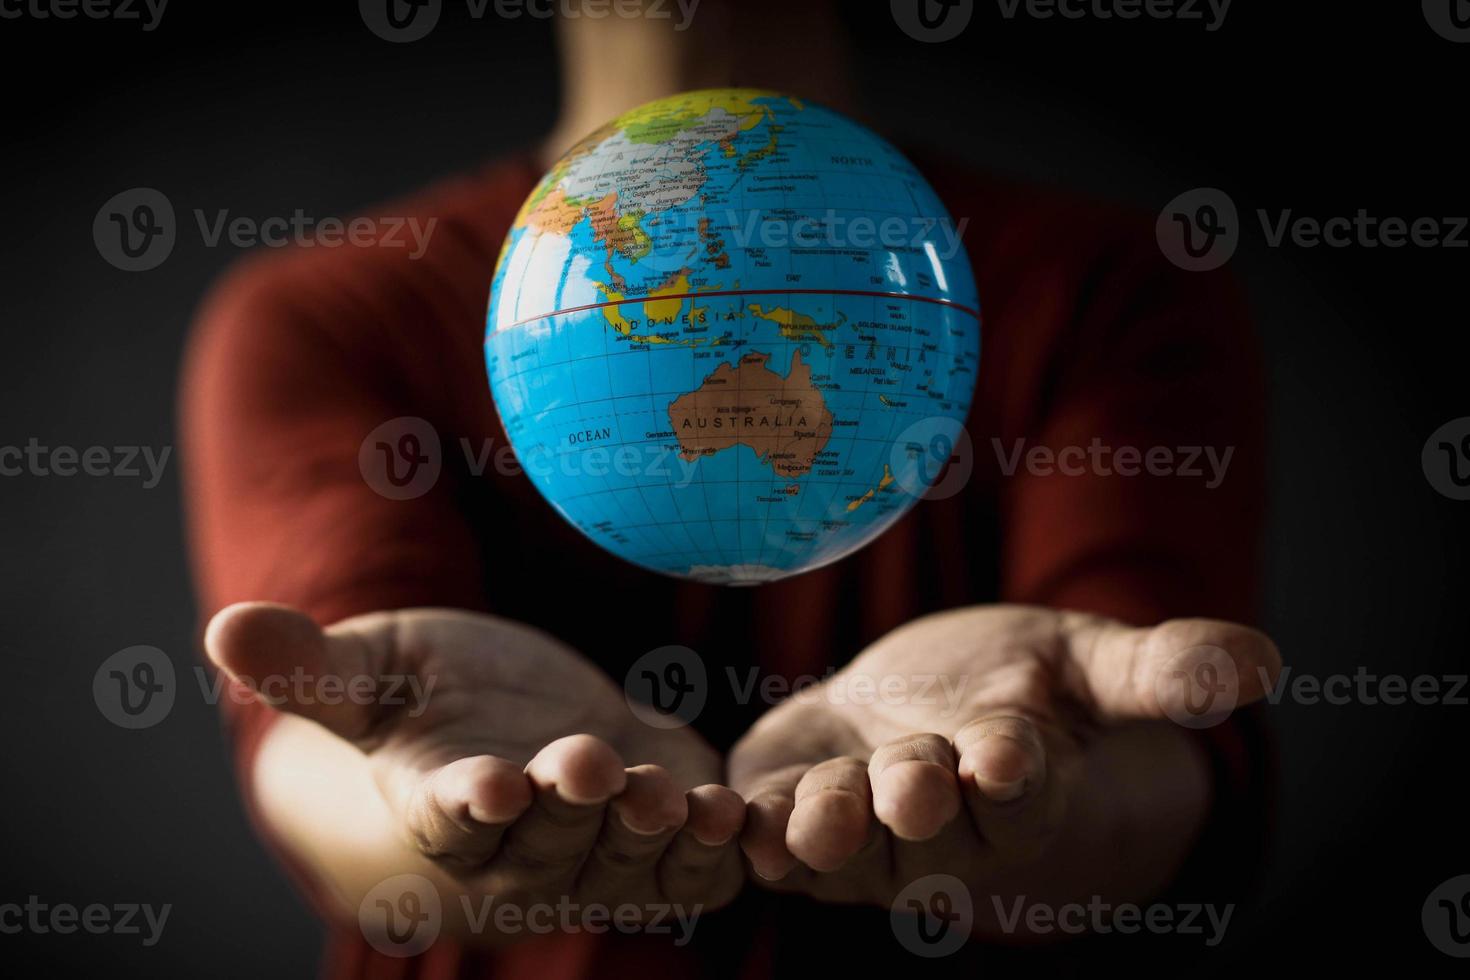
[668,349,834,478]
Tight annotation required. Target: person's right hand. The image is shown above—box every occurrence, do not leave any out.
[205,602,745,942]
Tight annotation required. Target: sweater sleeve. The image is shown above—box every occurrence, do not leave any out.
[178,245,492,833]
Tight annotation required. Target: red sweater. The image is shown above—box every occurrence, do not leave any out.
[180,152,1270,978]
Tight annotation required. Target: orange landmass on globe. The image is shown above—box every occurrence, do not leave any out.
[846,465,895,512]
[668,350,833,478]
[521,186,585,236]
[586,193,645,261]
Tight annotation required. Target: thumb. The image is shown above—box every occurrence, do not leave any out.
[1066,614,1283,724]
[204,601,396,743]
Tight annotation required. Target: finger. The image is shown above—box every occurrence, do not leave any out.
[496,735,627,880]
[868,734,961,841]
[954,712,1068,861]
[787,757,875,873]
[739,763,807,882]
[204,601,397,743]
[404,755,534,870]
[1063,613,1282,721]
[588,765,689,872]
[661,785,748,907]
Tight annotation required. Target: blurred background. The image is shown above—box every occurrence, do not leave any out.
[2,1,1467,974]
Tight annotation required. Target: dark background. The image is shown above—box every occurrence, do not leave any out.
[2,1,1467,974]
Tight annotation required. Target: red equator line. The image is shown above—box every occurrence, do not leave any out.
[502,287,982,331]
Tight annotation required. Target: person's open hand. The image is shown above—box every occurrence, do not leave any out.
[728,605,1281,927]
[205,603,745,941]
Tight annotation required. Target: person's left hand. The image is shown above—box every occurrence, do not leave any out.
[727,605,1281,919]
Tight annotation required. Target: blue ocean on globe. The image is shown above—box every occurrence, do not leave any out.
[486,89,980,584]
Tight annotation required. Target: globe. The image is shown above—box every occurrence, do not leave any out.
[486,89,980,585]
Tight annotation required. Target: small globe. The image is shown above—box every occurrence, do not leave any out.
[486,89,980,585]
